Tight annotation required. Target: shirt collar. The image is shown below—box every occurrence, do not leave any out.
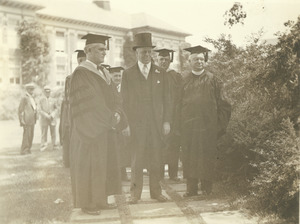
[192,69,205,76]
[86,60,98,69]
[138,61,151,70]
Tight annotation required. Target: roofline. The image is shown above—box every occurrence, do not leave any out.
[0,0,45,11]
[132,26,191,37]
[37,13,129,32]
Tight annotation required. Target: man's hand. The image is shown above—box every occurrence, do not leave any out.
[122,126,131,137]
[162,122,170,135]
[114,112,121,124]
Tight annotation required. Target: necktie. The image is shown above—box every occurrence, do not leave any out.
[97,65,110,84]
[142,64,148,79]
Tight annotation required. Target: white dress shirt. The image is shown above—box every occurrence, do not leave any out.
[138,61,151,79]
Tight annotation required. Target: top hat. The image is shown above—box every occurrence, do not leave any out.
[132,33,156,50]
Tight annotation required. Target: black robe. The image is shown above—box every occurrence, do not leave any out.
[69,61,125,208]
[180,70,231,181]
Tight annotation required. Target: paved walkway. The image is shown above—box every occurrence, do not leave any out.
[70,171,258,224]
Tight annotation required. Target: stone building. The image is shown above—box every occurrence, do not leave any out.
[0,0,190,86]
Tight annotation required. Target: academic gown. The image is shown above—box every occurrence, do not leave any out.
[180,70,231,181]
[69,61,124,208]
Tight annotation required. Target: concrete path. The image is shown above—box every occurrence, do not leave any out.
[70,171,258,224]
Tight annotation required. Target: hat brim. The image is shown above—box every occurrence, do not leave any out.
[133,45,156,51]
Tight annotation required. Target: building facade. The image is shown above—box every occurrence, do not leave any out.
[0,0,190,87]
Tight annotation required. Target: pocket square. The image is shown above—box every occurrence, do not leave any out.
[155,69,160,73]
[157,80,160,84]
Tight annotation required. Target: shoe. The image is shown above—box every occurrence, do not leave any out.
[153,195,168,202]
[128,197,138,204]
[81,208,101,215]
[183,192,198,197]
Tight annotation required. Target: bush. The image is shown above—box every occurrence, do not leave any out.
[206,17,300,222]
[248,118,299,221]
[0,86,23,120]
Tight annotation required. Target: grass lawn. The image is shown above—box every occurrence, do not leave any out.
[0,144,72,224]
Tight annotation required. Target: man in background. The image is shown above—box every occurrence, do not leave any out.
[109,66,130,181]
[39,86,58,151]
[18,83,37,155]
[59,50,86,168]
[155,48,182,182]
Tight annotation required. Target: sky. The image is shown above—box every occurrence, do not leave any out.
[110,0,300,47]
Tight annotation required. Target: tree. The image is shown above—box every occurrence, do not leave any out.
[122,31,136,68]
[17,19,50,86]
[224,2,247,28]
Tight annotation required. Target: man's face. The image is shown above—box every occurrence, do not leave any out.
[45,91,51,98]
[157,56,171,70]
[111,72,123,85]
[77,56,86,65]
[136,47,152,64]
[189,53,206,71]
[88,43,107,65]
[27,88,34,96]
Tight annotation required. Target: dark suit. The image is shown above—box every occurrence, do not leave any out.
[121,63,171,199]
[18,93,37,154]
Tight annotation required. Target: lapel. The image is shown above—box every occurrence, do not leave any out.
[79,61,109,84]
[131,63,144,95]
[150,64,162,91]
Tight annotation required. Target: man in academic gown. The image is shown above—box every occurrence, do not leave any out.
[59,50,86,168]
[121,32,172,204]
[155,48,183,181]
[69,34,128,215]
[180,45,231,197]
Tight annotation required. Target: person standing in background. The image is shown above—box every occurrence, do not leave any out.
[39,86,58,151]
[109,66,131,181]
[155,48,182,182]
[18,83,37,155]
[59,50,86,168]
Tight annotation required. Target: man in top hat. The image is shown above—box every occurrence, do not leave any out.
[121,32,172,204]
[180,45,231,197]
[39,85,58,151]
[69,33,128,215]
[59,50,86,168]
[18,83,37,155]
[155,48,183,182]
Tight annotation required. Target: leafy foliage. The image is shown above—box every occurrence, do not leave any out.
[207,16,300,221]
[224,2,247,28]
[17,19,51,86]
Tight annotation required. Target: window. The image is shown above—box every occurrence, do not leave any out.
[55,31,65,52]
[114,38,123,64]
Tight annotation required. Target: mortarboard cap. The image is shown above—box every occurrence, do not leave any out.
[101,64,111,70]
[74,50,86,58]
[184,45,211,62]
[81,33,111,49]
[155,48,175,62]
[109,66,124,73]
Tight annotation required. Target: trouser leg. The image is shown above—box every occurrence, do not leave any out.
[130,152,144,199]
[186,177,198,195]
[40,124,48,150]
[50,125,56,148]
[201,179,213,194]
[20,126,30,154]
[149,160,162,198]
